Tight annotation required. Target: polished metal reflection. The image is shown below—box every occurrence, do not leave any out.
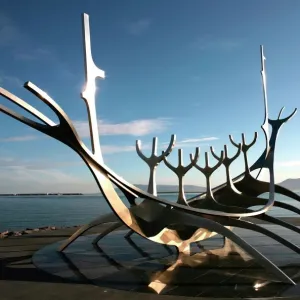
[0,13,298,285]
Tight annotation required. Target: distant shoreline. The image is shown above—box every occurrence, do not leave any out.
[0,193,83,196]
[0,191,203,197]
[1,216,300,239]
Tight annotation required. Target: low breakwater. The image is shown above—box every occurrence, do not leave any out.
[0,224,82,239]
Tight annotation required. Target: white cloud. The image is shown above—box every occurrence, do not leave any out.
[161,136,218,149]
[194,35,243,51]
[126,19,151,36]
[276,161,300,167]
[0,157,82,170]
[179,137,219,143]
[0,156,92,193]
[74,118,170,137]
[0,167,94,193]
[0,135,37,142]
[102,145,136,154]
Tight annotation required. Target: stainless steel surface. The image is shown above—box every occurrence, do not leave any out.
[163,148,200,205]
[136,135,176,196]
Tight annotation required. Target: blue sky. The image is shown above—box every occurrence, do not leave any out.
[0,0,299,193]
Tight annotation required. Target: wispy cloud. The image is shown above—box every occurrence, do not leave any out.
[0,75,23,87]
[74,118,170,137]
[162,136,218,148]
[0,13,24,48]
[126,19,151,36]
[180,137,219,143]
[276,161,300,167]
[193,35,243,51]
[102,145,136,154]
[0,156,94,193]
[0,12,73,80]
[0,157,82,170]
[14,48,55,61]
[0,135,38,142]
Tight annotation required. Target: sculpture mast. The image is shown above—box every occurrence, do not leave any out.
[256,45,270,179]
[81,13,105,162]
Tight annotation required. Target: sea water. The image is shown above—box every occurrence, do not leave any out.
[0,193,299,232]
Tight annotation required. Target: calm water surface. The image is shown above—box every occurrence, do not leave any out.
[0,193,299,232]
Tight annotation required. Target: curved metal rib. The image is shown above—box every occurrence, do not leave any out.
[222,217,300,255]
[274,201,300,216]
[25,82,81,137]
[167,210,295,285]
[190,150,224,200]
[254,214,300,235]
[0,87,56,126]
[276,107,297,123]
[163,147,200,205]
[136,134,176,195]
[59,213,118,252]
[92,222,123,245]
[136,140,148,161]
[0,103,50,133]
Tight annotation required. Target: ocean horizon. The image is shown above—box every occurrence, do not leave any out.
[1,193,299,232]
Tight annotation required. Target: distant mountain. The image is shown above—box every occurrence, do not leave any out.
[85,184,206,195]
[278,178,300,192]
[135,184,206,193]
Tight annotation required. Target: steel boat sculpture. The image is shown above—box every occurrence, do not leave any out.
[0,13,299,285]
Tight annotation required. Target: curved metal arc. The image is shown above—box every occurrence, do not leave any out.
[247,131,258,148]
[25,82,77,129]
[229,134,239,148]
[24,82,92,151]
[210,150,224,171]
[0,87,56,126]
[136,140,148,162]
[92,222,123,245]
[184,147,200,172]
[0,104,52,134]
[136,134,176,164]
[59,212,118,252]
[255,214,300,235]
[278,106,285,119]
[210,146,222,161]
[191,150,224,174]
[163,134,176,157]
[222,217,300,255]
[272,107,297,123]
[163,154,177,172]
[167,210,295,285]
[226,143,242,162]
[189,147,201,166]
[273,201,300,216]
